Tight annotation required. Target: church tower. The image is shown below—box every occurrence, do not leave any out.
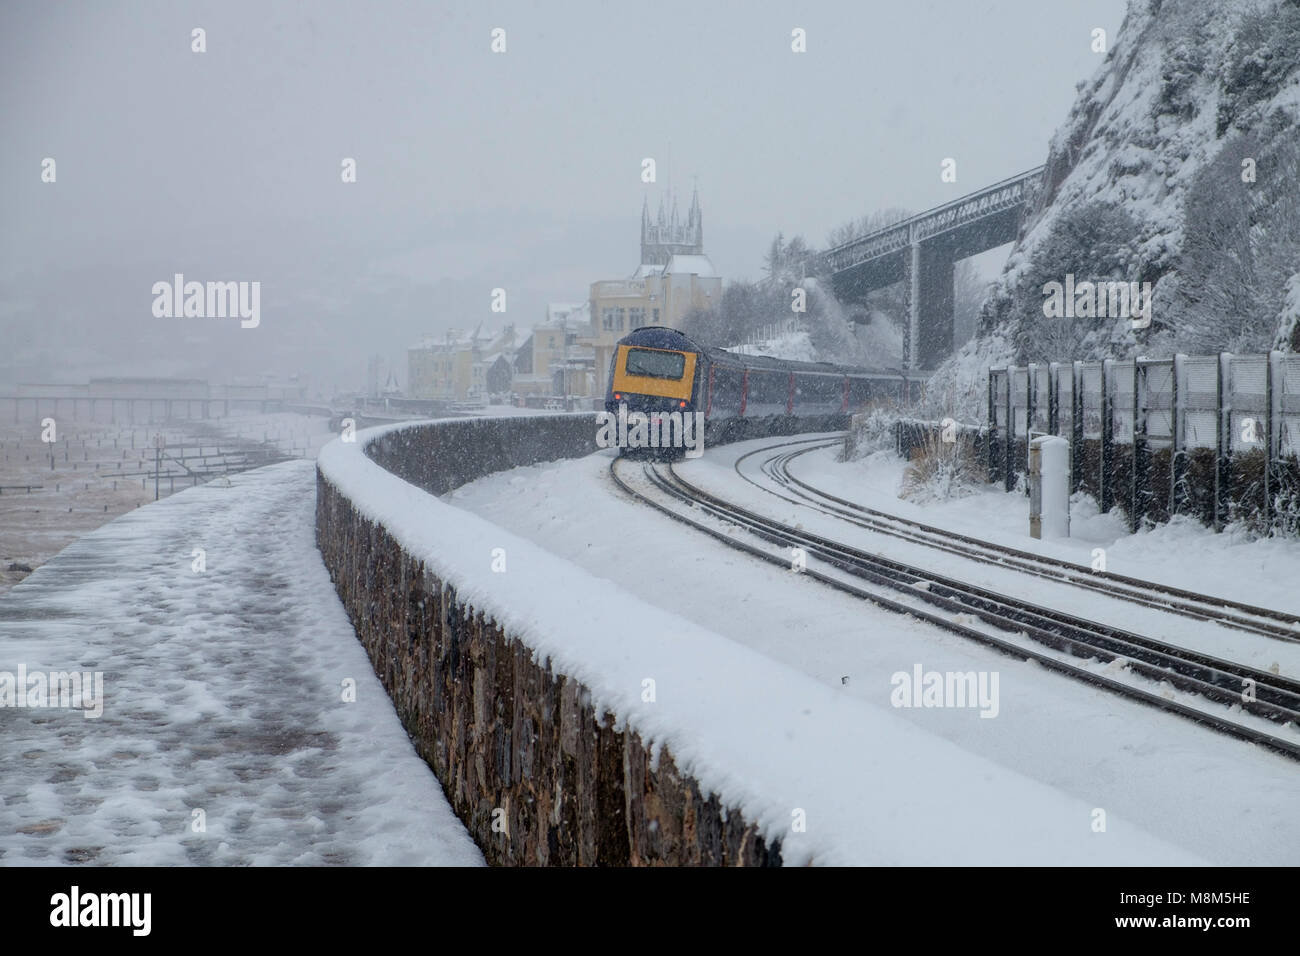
[639,184,704,267]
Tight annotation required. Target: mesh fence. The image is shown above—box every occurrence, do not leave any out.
[988,352,1300,534]
[1111,360,1135,445]
[1032,366,1051,436]
[1183,355,1218,450]
[1143,360,1173,447]
[1284,355,1300,457]
[1230,354,1267,454]
[1056,365,1074,440]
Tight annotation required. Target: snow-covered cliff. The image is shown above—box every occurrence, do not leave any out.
[932,0,1300,416]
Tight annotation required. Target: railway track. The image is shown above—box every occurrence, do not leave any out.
[737,438,1300,645]
[610,452,1300,761]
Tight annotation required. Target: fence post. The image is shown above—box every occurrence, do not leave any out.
[1131,360,1148,533]
[1171,353,1186,516]
[1048,362,1060,437]
[1026,363,1038,449]
[987,370,999,484]
[1215,352,1232,531]
[1071,361,1084,495]
[1100,358,1114,513]
[1005,365,1015,492]
[1267,350,1283,533]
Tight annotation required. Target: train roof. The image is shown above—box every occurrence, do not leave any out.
[617,326,703,351]
[615,326,912,379]
[702,345,907,379]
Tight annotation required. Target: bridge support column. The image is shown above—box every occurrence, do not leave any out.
[903,241,921,371]
[917,245,954,371]
[901,240,955,371]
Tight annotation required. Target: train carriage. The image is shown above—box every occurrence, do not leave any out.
[604,326,919,455]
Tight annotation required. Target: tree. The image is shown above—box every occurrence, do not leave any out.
[825,207,911,250]
[1007,200,1144,362]
[822,208,914,330]
[764,233,786,286]
[952,258,994,346]
[682,279,778,347]
[762,232,814,289]
[1175,134,1300,353]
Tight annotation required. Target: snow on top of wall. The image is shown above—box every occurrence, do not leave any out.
[317,420,1204,865]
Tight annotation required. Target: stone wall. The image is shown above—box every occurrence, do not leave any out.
[316,415,782,865]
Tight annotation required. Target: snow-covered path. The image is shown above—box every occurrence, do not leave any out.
[0,460,483,867]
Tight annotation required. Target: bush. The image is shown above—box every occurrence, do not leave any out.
[899,430,982,504]
[1155,37,1205,122]
[844,403,898,460]
[1216,3,1300,135]
[1010,201,1146,362]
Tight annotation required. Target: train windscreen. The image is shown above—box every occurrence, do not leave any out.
[625,348,685,380]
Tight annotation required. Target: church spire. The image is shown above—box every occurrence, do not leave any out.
[689,180,701,245]
[640,180,705,266]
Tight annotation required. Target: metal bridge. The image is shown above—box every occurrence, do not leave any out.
[824,165,1046,370]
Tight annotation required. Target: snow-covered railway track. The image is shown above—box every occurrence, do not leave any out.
[741,439,1300,646]
[610,454,1300,762]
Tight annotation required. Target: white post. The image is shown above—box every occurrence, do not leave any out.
[1029,435,1070,539]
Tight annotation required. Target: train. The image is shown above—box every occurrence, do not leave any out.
[602,326,920,456]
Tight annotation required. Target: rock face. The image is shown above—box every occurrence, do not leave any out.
[932,0,1300,416]
[314,416,783,866]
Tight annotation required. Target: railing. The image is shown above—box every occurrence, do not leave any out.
[988,352,1300,534]
[823,166,1046,274]
[591,278,648,297]
[726,318,802,353]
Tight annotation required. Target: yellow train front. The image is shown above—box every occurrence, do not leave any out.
[604,325,918,457]
[604,326,701,459]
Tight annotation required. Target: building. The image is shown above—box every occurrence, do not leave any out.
[366,354,385,399]
[406,331,470,400]
[512,304,597,404]
[485,353,514,396]
[407,341,440,399]
[589,185,722,382]
[407,325,523,402]
[545,304,597,400]
[640,185,705,267]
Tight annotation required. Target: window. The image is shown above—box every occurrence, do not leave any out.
[602,307,619,332]
[652,308,660,323]
[628,307,645,329]
[625,348,685,379]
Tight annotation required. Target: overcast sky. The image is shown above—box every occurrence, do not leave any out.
[0,0,1128,393]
